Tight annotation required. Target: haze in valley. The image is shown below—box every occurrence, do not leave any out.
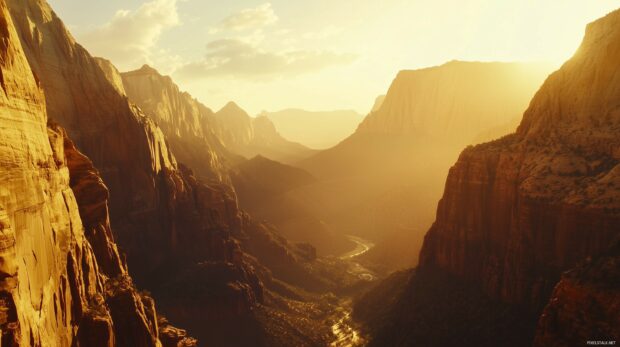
[1,1,618,346]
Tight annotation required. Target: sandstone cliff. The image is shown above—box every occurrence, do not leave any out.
[0,2,169,344]
[534,241,620,347]
[5,0,267,344]
[121,65,231,182]
[354,9,620,347]
[121,65,315,165]
[357,61,551,145]
[361,8,620,347]
[6,0,253,288]
[5,1,352,345]
[420,9,620,312]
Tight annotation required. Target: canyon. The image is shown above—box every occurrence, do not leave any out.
[285,61,552,271]
[1,0,362,345]
[356,8,620,347]
[0,0,618,345]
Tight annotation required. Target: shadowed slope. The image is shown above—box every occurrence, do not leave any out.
[359,9,620,347]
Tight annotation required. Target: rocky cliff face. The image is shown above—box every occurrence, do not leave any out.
[214,102,315,163]
[420,9,620,311]
[121,65,230,182]
[534,241,620,346]
[5,1,347,345]
[6,0,250,287]
[357,61,551,146]
[415,8,620,344]
[355,9,620,347]
[5,0,268,343]
[121,66,315,165]
[0,2,166,345]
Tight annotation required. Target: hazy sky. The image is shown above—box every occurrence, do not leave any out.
[48,0,619,115]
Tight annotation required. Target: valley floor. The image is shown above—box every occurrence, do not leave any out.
[328,235,376,346]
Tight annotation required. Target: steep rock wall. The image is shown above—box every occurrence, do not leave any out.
[420,9,620,311]
[0,3,161,345]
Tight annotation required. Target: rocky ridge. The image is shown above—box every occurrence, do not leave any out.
[121,65,314,165]
[214,101,315,163]
[121,65,231,182]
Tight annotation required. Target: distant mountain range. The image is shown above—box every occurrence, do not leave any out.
[214,102,316,163]
[262,109,364,149]
[121,65,315,167]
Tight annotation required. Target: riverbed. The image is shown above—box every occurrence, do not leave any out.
[330,235,376,346]
[339,235,375,260]
[340,235,376,281]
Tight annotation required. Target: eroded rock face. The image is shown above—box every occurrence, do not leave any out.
[416,8,620,344]
[121,66,314,166]
[421,135,620,306]
[0,2,160,345]
[64,132,126,278]
[534,242,620,347]
[357,9,620,347]
[121,65,230,182]
[357,61,551,146]
[420,9,620,311]
[6,1,181,274]
[5,0,266,343]
[5,0,255,290]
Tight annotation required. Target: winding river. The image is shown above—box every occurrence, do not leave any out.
[330,235,376,346]
[339,235,375,260]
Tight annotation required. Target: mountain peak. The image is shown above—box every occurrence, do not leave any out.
[139,64,159,73]
[218,101,249,117]
[223,100,241,109]
[122,64,163,77]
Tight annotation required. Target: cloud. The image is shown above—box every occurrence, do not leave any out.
[210,3,278,33]
[78,0,179,70]
[174,38,356,80]
[302,25,343,40]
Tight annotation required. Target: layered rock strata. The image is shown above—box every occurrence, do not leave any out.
[420,9,620,312]
[0,3,165,344]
